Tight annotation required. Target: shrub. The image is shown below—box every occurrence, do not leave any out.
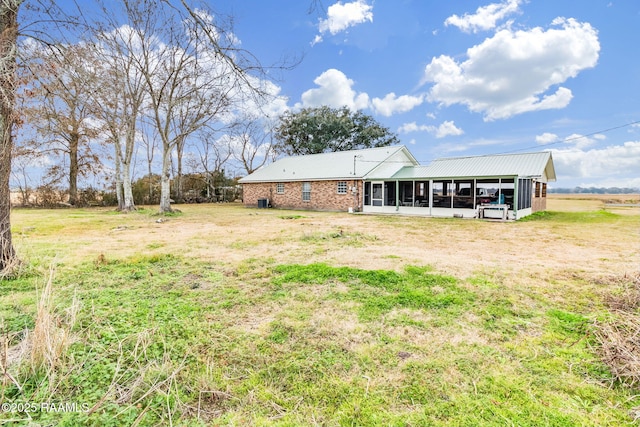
[76,187,103,207]
[34,185,66,208]
[132,174,161,205]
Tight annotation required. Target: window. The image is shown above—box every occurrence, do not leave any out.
[518,178,532,210]
[477,179,499,205]
[535,181,541,198]
[414,181,429,207]
[276,183,285,194]
[432,181,452,207]
[415,181,428,198]
[302,182,311,201]
[372,182,383,206]
[337,181,348,194]
[384,181,396,206]
[364,182,371,205]
[399,181,413,205]
[500,179,515,209]
[453,180,474,208]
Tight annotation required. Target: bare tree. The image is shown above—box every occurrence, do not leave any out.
[189,128,232,200]
[10,143,37,205]
[2,0,86,272]
[138,116,160,203]
[232,116,277,175]
[21,43,102,205]
[127,1,241,213]
[0,0,22,273]
[89,16,150,212]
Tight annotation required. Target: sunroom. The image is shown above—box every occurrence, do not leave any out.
[361,151,555,220]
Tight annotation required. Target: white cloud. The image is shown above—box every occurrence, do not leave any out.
[320,0,373,34]
[537,132,606,149]
[434,121,465,138]
[248,79,289,119]
[563,133,599,150]
[398,120,464,138]
[371,93,424,117]
[552,141,640,186]
[434,137,504,154]
[297,68,369,110]
[423,18,600,121]
[445,0,522,33]
[314,0,373,44]
[536,132,559,145]
[398,122,427,133]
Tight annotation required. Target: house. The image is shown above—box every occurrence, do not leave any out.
[238,145,556,220]
[239,145,418,212]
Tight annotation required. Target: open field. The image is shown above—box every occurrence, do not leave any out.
[548,193,640,215]
[1,195,639,426]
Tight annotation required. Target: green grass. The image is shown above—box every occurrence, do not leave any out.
[272,263,472,320]
[2,205,639,426]
[278,214,306,220]
[300,230,378,247]
[2,256,635,426]
[518,209,621,223]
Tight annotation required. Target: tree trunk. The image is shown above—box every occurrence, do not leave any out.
[20,168,30,206]
[147,161,153,203]
[121,159,135,211]
[159,145,172,213]
[114,144,124,210]
[68,132,79,205]
[121,129,136,211]
[0,113,16,272]
[175,155,183,202]
[146,145,153,204]
[175,139,184,203]
[0,2,20,274]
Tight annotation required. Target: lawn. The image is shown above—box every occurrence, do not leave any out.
[1,197,639,426]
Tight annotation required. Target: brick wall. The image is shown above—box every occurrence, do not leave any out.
[532,195,547,212]
[532,181,547,212]
[242,180,363,212]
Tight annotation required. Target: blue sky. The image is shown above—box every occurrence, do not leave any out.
[216,0,640,188]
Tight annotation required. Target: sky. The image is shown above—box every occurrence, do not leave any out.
[213,0,640,189]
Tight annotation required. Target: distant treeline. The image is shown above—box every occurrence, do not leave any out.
[549,187,639,194]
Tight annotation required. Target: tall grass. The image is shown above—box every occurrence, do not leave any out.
[31,267,78,370]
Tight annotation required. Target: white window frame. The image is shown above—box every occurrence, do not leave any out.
[337,181,348,194]
[276,183,285,194]
[302,182,311,201]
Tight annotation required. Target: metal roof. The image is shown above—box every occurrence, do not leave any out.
[391,151,556,181]
[239,145,417,183]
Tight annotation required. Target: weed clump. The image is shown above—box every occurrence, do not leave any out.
[593,273,640,388]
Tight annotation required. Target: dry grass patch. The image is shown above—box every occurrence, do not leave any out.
[593,273,640,389]
[30,268,79,374]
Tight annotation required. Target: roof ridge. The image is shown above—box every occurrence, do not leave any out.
[280,144,405,160]
[434,151,550,162]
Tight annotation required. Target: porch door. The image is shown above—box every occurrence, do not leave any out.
[372,182,383,206]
